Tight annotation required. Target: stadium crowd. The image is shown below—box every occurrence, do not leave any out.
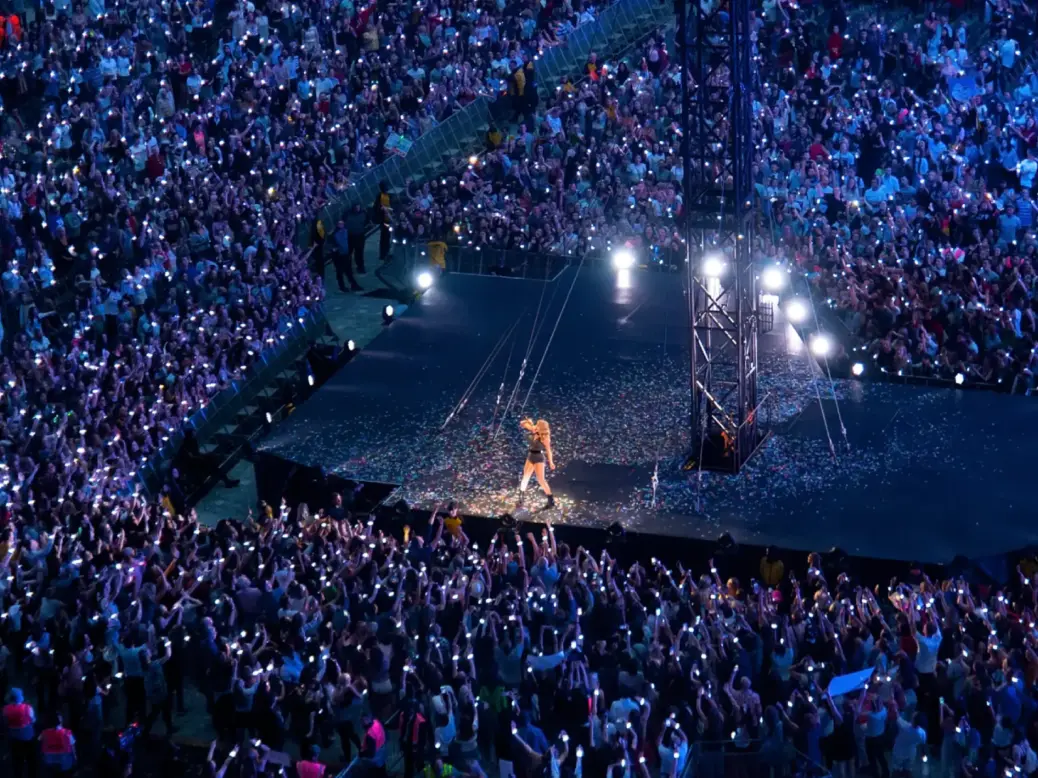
[0,0,621,635]
[393,1,1038,389]
[5,485,1038,778]
[5,0,1038,777]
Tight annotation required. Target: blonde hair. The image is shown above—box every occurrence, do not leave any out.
[534,419,551,441]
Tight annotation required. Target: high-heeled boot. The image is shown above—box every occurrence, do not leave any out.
[546,494,555,508]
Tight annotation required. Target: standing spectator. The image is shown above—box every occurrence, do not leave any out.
[374,182,393,262]
[296,744,327,778]
[332,221,361,293]
[38,715,76,777]
[114,640,147,726]
[346,204,370,278]
[3,688,36,778]
[142,640,175,737]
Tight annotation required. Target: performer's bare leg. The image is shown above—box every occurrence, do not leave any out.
[519,461,535,504]
[534,463,551,496]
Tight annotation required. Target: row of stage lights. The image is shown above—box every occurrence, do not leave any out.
[758,263,967,385]
[610,248,859,375]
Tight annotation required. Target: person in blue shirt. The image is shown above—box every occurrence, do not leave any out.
[999,205,1022,246]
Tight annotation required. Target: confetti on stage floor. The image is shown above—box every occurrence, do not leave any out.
[259,269,1038,563]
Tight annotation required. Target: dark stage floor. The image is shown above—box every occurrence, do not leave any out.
[257,267,1038,564]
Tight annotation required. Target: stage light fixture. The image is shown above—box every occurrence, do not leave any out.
[786,298,809,323]
[851,362,865,377]
[702,252,725,278]
[416,270,434,290]
[809,333,832,357]
[761,265,786,291]
[307,373,315,386]
[347,339,356,352]
[382,305,395,324]
[611,249,636,270]
[955,372,965,385]
[265,412,273,424]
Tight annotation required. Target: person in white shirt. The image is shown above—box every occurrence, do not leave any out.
[915,620,942,675]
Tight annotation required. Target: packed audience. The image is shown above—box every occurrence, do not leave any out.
[5,487,1038,778]
[0,0,624,539]
[7,1,1038,777]
[394,1,1038,389]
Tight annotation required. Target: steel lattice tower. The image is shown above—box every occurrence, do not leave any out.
[678,0,766,473]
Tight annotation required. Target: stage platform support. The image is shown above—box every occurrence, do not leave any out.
[681,0,765,472]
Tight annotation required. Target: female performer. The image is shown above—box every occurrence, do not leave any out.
[519,418,555,507]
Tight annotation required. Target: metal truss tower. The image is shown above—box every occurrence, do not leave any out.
[678,0,766,473]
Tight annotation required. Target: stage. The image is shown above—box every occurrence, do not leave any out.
[256,266,1038,564]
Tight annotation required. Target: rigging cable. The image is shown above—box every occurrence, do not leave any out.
[491,264,566,440]
[440,315,523,431]
[517,253,587,419]
[488,325,519,434]
[803,273,849,453]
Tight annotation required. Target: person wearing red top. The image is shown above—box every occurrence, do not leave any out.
[827,26,844,59]
[809,134,831,162]
[145,148,165,181]
[296,745,327,778]
[3,688,37,778]
[39,715,76,776]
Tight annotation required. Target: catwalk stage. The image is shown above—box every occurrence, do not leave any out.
[256,267,1038,564]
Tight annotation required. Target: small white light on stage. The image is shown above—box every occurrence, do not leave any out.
[786,298,809,323]
[761,265,786,291]
[702,253,725,278]
[416,270,434,290]
[955,372,965,385]
[616,268,632,290]
[809,334,832,357]
[612,249,635,270]
[265,412,273,424]
[307,373,315,386]
[347,339,356,352]
[851,362,865,377]
[382,305,395,324]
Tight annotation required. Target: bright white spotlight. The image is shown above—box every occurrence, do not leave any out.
[612,249,636,270]
[702,253,725,277]
[954,372,965,385]
[786,298,809,323]
[307,374,315,386]
[265,412,273,424]
[382,305,395,324]
[851,362,865,377]
[809,334,832,357]
[761,265,786,292]
[416,271,434,290]
[347,339,356,352]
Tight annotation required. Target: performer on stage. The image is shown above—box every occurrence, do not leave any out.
[519,418,555,507]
